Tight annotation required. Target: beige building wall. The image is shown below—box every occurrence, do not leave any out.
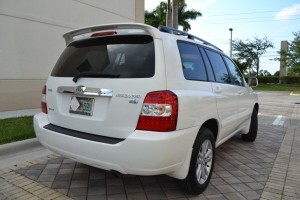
[0,0,144,111]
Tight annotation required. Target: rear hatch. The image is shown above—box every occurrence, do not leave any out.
[46,34,166,139]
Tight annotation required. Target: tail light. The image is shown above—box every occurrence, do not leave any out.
[41,85,48,114]
[136,91,178,132]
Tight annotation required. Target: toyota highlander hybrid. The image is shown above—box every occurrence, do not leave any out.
[34,23,259,195]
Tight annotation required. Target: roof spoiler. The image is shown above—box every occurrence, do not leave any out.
[62,23,161,46]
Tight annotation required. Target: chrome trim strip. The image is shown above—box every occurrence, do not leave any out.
[57,86,113,97]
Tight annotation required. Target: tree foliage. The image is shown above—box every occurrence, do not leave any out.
[259,69,271,77]
[178,4,202,31]
[273,70,280,76]
[232,59,248,75]
[232,36,274,77]
[273,31,300,74]
[145,1,201,32]
[145,2,167,28]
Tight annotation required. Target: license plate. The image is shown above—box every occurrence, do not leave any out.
[69,97,94,116]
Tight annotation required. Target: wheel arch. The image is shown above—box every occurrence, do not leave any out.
[167,118,219,180]
[201,118,219,141]
[254,103,259,112]
[175,121,217,194]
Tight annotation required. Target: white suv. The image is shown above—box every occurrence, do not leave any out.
[34,23,258,195]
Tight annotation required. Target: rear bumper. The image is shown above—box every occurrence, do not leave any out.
[34,113,199,176]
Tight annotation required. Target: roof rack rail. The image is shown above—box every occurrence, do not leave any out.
[158,26,223,52]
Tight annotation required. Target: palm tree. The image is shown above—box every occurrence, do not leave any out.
[145,2,202,32]
[172,0,185,29]
[178,4,202,31]
[145,2,167,28]
[166,0,172,27]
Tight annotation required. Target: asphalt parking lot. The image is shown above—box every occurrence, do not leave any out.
[0,91,299,200]
[256,91,300,128]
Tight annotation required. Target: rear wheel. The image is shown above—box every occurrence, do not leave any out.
[242,108,258,142]
[177,128,215,195]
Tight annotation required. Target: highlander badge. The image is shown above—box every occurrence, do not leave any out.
[116,94,141,98]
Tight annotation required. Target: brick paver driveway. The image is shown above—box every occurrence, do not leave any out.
[0,124,286,200]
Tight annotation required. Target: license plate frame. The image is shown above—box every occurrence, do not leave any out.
[69,96,95,116]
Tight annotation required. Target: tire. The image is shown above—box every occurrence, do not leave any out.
[242,108,258,142]
[177,128,215,195]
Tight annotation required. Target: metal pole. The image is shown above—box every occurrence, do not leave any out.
[229,28,233,58]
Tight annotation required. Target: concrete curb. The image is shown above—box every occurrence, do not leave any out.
[0,138,45,159]
[290,92,300,96]
[0,108,40,120]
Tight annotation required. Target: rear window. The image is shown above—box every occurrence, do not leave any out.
[51,35,155,78]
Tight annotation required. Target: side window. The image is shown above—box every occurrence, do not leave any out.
[178,42,207,81]
[223,57,245,86]
[205,49,231,84]
[199,48,215,81]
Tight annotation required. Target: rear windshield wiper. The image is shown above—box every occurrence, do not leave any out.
[73,72,120,83]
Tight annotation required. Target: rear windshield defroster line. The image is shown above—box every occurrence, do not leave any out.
[51,35,155,79]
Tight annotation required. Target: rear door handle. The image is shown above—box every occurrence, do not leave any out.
[238,90,242,95]
[214,88,222,94]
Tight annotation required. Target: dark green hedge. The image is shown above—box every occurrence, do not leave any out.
[257,76,280,84]
[254,76,300,84]
[280,76,300,84]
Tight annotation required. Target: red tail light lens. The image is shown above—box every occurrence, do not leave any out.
[136,91,178,132]
[90,31,116,37]
[41,85,47,114]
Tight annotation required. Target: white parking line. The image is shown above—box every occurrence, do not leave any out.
[272,115,283,125]
[258,113,261,115]
[278,121,285,126]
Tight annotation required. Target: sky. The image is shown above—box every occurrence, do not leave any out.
[145,0,300,75]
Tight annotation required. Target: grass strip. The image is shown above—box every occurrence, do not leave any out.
[292,91,300,94]
[0,116,35,145]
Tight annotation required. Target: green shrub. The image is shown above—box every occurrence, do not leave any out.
[257,76,280,84]
[280,76,300,84]
[252,76,300,84]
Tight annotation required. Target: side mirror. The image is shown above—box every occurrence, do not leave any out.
[248,77,258,87]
